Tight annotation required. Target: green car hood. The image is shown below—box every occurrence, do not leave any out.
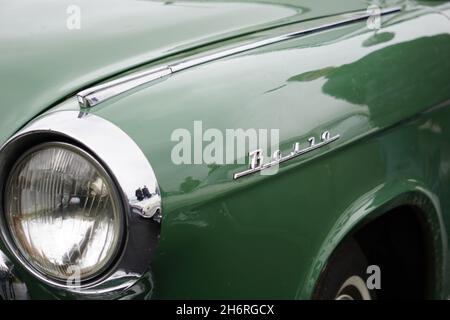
[0,0,373,143]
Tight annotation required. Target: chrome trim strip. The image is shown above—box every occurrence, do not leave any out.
[169,7,401,73]
[0,110,161,295]
[76,6,401,108]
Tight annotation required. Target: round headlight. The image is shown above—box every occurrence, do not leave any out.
[4,142,123,282]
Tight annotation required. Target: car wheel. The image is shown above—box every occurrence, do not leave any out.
[312,238,375,300]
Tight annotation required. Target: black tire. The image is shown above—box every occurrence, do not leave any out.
[312,237,376,300]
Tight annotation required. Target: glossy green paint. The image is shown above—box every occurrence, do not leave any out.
[96,6,450,299]
[1,1,450,299]
[0,0,370,145]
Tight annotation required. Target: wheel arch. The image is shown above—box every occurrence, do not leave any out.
[298,181,447,299]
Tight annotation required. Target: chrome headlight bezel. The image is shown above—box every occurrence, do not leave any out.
[0,109,162,295]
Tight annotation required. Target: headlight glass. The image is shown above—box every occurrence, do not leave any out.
[4,142,123,282]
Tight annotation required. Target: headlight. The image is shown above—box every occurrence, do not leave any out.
[4,142,123,282]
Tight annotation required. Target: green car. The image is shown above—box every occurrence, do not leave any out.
[1,0,450,300]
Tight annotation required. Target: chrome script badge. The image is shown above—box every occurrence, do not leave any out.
[233,131,340,179]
